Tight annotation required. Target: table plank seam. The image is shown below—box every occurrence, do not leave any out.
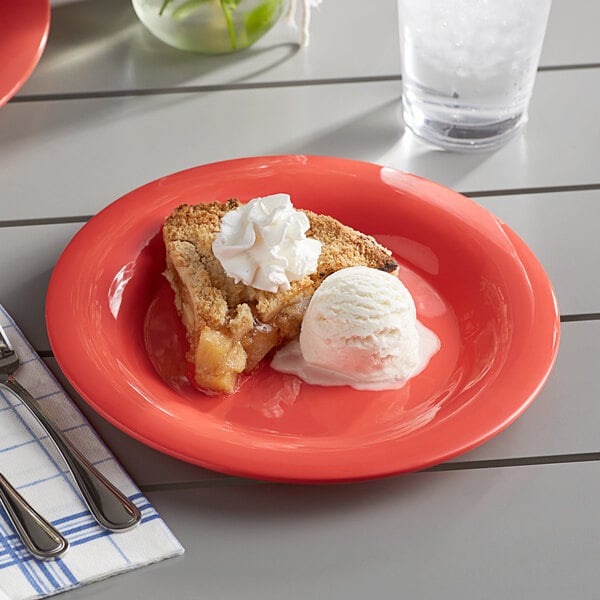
[0,216,93,229]
[11,77,404,103]
[560,313,600,322]
[137,452,600,492]
[11,63,600,104]
[464,183,600,198]
[2,186,600,231]
[426,452,600,472]
[538,62,600,71]
[140,478,264,492]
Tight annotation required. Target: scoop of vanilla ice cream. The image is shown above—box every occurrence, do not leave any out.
[299,266,420,383]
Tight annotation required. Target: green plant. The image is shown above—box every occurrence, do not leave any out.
[158,0,283,50]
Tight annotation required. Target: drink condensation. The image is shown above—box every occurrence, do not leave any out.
[398,0,552,150]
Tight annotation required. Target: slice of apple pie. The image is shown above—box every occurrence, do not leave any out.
[162,198,398,394]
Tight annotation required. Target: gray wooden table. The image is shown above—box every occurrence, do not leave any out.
[2,0,599,597]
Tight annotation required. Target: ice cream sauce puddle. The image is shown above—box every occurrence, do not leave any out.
[271,321,440,391]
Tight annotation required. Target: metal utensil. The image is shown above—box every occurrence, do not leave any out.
[0,323,141,532]
[0,471,68,559]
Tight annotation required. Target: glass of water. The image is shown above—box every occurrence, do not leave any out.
[397,0,552,151]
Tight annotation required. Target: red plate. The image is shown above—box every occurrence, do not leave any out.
[46,156,560,483]
[0,0,50,108]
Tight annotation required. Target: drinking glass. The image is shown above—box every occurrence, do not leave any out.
[397,0,552,150]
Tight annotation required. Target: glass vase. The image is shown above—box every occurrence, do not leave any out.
[132,0,289,54]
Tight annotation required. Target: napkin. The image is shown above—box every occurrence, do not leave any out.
[0,306,184,600]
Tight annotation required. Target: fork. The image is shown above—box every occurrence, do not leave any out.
[0,323,141,532]
[0,471,68,559]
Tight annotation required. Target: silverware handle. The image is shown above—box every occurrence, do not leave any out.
[0,472,68,559]
[3,377,141,532]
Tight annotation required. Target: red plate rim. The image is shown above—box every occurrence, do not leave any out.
[0,0,50,108]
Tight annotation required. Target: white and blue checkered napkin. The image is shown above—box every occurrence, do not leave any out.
[0,306,184,599]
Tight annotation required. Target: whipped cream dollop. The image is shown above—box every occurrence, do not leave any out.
[212,193,322,293]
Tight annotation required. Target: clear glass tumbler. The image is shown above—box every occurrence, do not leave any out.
[397,0,552,150]
[132,0,289,54]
